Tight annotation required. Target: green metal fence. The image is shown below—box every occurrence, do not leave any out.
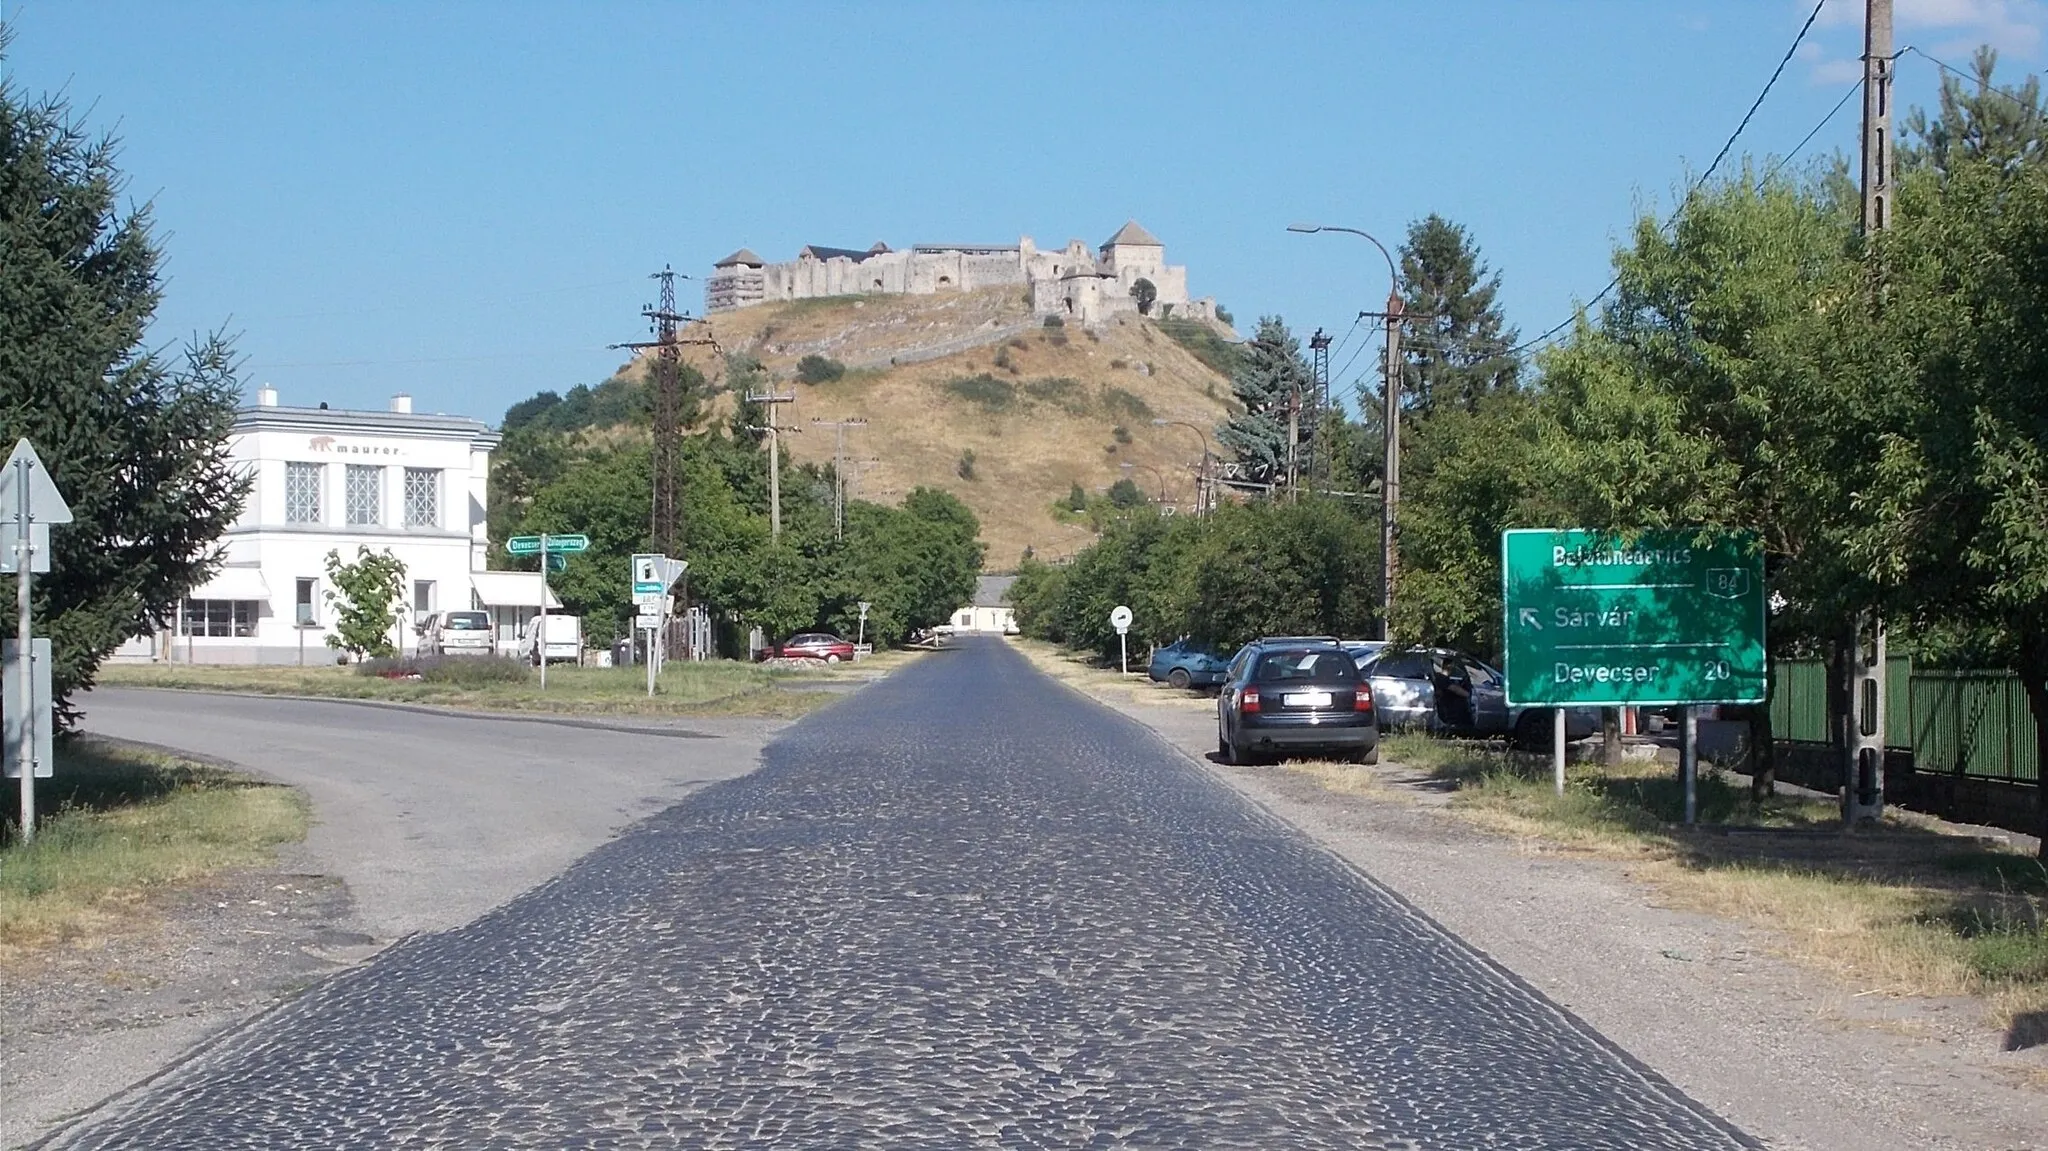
[1769,658,2039,784]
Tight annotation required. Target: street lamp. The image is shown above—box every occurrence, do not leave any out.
[1120,461,1169,504]
[1150,418,1214,517]
[1289,222,1404,641]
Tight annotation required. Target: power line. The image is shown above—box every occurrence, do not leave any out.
[1506,0,1829,360]
[1902,45,2048,117]
[1759,75,1865,187]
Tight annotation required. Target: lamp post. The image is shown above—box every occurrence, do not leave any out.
[1150,419,1215,517]
[1120,461,1169,504]
[1288,222,1403,640]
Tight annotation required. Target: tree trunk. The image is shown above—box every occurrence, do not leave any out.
[2018,641,2048,862]
[1749,651,1778,802]
[1602,708,1621,768]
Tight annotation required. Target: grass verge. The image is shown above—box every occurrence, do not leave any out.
[0,739,308,955]
[94,658,844,719]
[1381,733,2048,1038]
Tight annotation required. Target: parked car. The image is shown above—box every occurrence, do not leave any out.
[1355,646,1597,747]
[520,614,583,666]
[1148,639,1228,690]
[776,632,856,663]
[417,610,494,657]
[1216,638,1379,766]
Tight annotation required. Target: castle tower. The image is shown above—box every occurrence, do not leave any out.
[706,248,766,312]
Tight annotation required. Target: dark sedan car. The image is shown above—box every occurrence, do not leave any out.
[1216,639,1378,766]
[1148,639,1228,690]
[775,632,857,663]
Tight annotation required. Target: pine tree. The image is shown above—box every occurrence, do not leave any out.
[1900,46,2048,177]
[1,44,249,725]
[1216,317,1311,486]
[1396,215,1519,417]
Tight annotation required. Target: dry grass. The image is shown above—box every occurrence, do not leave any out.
[1009,638,1216,714]
[95,660,838,719]
[663,289,1236,568]
[1383,733,2048,1035]
[0,740,308,955]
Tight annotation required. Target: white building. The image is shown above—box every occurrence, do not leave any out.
[949,575,1018,636]
[121,388,557,664]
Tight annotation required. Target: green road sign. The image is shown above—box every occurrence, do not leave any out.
[546,553,567,573]
[505,534,590,556]
[1501,528,1766,707]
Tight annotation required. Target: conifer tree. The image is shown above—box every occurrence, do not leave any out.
[1216,317,1311,486]
[1,39,248,724]
[1396,215,1519,417]
[1899,46,2048,176]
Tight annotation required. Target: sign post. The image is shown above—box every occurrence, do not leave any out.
[3,439,72,843]
[629,553,687,692]
[505,533,591,690]
[1502,529,1766,812]
[1110,604,1133,676]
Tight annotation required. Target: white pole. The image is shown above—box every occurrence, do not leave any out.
[16,455,36,844]
[1553,707,1566,797]
[537,532,548,691]
[1683,705,1699,825]
[1120,631,1128,676]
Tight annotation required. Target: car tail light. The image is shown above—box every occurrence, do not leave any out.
[1354,690,1374,713]
[1241,688,1261,714]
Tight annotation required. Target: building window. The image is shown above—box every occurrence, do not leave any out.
[179,599,257,637]
[345,465,381,526]
[413,580,435,616]
[403,468,440,528]
[295,578,317,626]
[285,462,323,524]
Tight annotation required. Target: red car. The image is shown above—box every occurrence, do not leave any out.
[775,632,857,663]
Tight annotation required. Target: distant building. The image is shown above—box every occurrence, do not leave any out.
[950,575,1019,635]
[705,220,1216,326]
[117,388,558,664]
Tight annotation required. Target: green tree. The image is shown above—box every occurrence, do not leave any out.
[323,547,408,660]
[1,50,249,725]
[519,445,652,642]
[1859,158,2048,855]
[1131,277,1158,316]
[1217,317,1311,485]
[1899,47,2048,177]
[1066,482,1088,512]
[1397,213,1520,416]
[1106,477,1147,508]
[795,354,846,384]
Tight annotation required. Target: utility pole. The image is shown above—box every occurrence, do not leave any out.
[745,389,799,539]
[810,417,868,540]
[1374,295,1406,641]
[1843,0,1894,826]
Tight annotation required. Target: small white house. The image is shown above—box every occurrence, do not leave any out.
[950,575,1018,635]
[119,388,557,664]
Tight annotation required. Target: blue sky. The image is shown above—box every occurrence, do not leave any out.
[5,1,2042,422]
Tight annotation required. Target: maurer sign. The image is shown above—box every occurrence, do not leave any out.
[1500,528,1766,708]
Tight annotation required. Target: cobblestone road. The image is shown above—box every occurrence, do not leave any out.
[48,639,1756,1149]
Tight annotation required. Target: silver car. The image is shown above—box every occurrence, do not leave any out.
[1356,647,1598,747]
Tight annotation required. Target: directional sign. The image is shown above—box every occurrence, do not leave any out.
[0,439,73,524]
[546,553,567,573]
[3,638,52,779]
[1502,529,1766,707]
[506,534,590,556]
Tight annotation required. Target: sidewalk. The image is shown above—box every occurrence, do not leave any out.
[1015,642,2048,1151]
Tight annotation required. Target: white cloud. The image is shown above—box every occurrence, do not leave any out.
[1805,0,2044,81]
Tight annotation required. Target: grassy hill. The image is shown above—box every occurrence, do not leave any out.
[662,288,1239,568]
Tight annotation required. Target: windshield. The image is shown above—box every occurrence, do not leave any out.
[445,612,489,630]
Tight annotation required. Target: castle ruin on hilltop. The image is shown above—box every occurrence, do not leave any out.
[705,220,1216,326]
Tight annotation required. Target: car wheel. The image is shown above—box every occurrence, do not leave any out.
[1168,667,1192,690]
[1352,744,1380,766]
[825,653,842,665]
[1513,710,1549,751]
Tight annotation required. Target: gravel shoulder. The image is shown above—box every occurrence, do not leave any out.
[3,689,802,1148]
[1038,653,2048,1151]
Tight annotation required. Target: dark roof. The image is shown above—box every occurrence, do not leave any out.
[714,247,764,268]
[1102,219,1164,248]
[976,574,1017,607]
[798,244,878,262]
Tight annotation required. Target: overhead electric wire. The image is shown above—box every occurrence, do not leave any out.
[1504,0,1829,361]
[1902,46,2048,117]
[1759,74,1865,188]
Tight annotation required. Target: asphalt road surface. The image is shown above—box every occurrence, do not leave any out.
[51,641,1756,1149]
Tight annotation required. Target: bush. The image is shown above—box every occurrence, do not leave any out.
[1112,425,1132,444]
[1216,305,1234,326]
[1107,477,1147,508]
[354,655,531,685]
[1043,315,1065,329]
[993,346,1015,373]
[1023,376,1087,414]
[1100,386,1154,421]
[1157,318,1242,377]
[946,373,1016,411]
[957,449,978,481]
[795,355,846,384]
[1110,358,1128,370]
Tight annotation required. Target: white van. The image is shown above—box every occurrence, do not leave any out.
[418,610,494,657]
[520,615,583,666]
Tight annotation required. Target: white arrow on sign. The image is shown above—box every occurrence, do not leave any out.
[1519,607,1542,629]
[0,439,72,524]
